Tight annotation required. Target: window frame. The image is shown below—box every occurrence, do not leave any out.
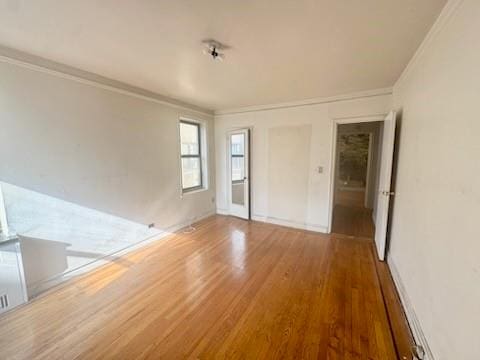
[179,120,203,193]
[230,133,246,184]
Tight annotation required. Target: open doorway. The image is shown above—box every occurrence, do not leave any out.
[331,121,383,238]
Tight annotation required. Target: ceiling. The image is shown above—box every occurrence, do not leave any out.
[0,0,447,111]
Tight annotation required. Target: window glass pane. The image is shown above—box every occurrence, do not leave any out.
[181,157,201,189]
[231,156,244,181]
[232,182,245,205]
[231,134,244,156]
[180,122,199,155]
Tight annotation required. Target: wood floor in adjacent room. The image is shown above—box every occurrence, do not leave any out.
[0,215,404,359]
[332,204,375,239]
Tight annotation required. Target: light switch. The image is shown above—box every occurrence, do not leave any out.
[317,166,323,174]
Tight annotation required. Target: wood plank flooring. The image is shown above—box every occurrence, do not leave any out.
[332,205,375,239]
[374,258,416,360]
[335,189,366,208]
[0,215,403,359]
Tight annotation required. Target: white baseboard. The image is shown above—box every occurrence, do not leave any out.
[216,208,229,215]
[251,214,328,233]
[30,209,216,298]
[216,208,328,233]
[388,257,435,360]
[165,209,216,233]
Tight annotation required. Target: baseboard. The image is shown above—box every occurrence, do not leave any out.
[164,209,216,233]
[216,208,328,233]
[216,208,229,216]
[388,257,435,360]
[251,214,328,233]
[29,209,216,298]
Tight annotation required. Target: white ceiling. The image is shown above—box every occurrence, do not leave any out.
[0,0,447,111]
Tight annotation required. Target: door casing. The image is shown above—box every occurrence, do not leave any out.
[328,113,396,261]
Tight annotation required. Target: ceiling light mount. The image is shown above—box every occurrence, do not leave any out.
[202,39,227,62]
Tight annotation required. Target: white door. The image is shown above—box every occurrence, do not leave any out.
[374,111,397,261]
[228,129,250,219]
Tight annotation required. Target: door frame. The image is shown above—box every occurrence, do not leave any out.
[327,114,387,233]
[226,127,252,219]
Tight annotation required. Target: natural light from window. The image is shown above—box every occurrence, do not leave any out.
[180,121,202,191]
[231,134,245,182]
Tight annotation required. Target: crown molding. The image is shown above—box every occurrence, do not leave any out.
[394,0,464,91]
[0,45,214,117]
[214,87,393,116]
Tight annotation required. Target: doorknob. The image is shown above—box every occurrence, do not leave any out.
[382,191,395,196]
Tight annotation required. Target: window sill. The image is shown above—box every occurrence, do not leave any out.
[181,187,208,197]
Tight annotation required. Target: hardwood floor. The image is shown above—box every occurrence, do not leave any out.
[335,189,366,208]
[375,257,416,360]
[332,205,375,238]
[0,215,405,359]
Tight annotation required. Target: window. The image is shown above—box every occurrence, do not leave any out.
[230,134,245,182]
[180,120,202,191]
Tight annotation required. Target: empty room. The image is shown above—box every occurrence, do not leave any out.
[0,0,478,359]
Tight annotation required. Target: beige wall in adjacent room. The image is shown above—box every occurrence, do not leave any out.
[336,121,383,210]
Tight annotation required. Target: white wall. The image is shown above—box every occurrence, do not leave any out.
[0,59,216,285]
[215,93,392,232]
[390,1,480,359]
